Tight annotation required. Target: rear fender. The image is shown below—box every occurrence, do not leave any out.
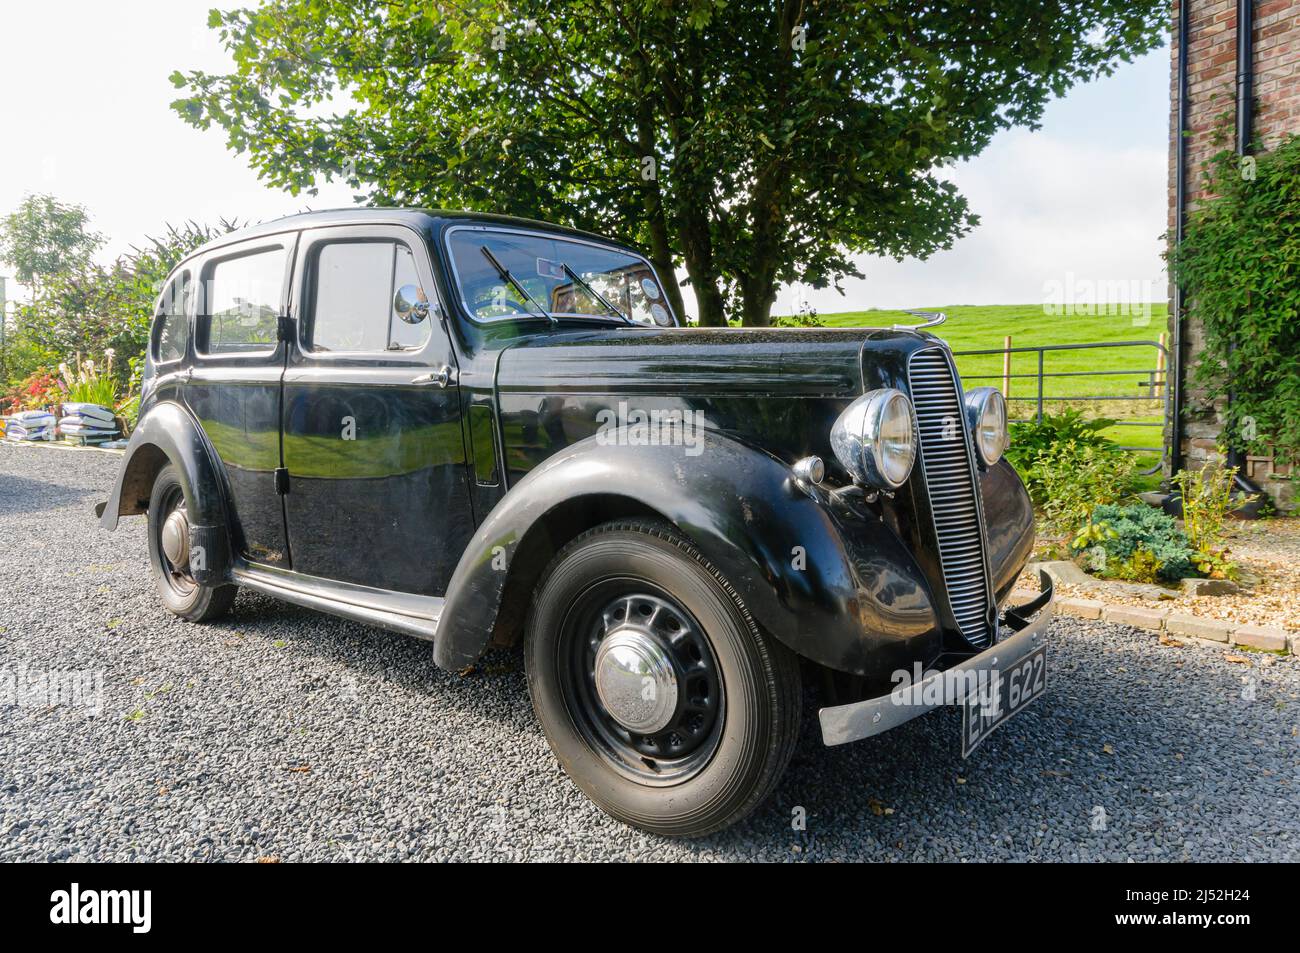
[96,401,231,585]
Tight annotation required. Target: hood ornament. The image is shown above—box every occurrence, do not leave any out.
[892,309,947,331]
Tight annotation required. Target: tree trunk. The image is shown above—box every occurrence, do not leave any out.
[678,209,727,327]
[634,104,688,325]
[739,271,778,327]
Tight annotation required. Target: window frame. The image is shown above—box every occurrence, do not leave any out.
[150,268,193,367]
[195,239,294,361]
[442,224,679,328]
[298,233,433,358]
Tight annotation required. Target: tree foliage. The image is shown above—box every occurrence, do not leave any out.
[171,1,1164,325]
[0,193,103,290]
[1171,136,1300,464]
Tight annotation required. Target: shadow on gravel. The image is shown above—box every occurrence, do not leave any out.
[0,473,93,515]
[217,589,531,725]
[167,587,1289,859]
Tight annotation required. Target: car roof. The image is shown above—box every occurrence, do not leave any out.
[175,208,641,268]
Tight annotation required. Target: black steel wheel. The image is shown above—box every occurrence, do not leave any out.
[154,482,196,599]
[525,519,801,837]
[562,587,724,785]
[146,464,237,622]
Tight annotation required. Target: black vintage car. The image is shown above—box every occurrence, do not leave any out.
[98,208,1053,836]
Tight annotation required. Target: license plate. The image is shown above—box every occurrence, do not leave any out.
[961,646,1047,757]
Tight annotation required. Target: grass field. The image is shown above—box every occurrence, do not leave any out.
[821,303,1170,458]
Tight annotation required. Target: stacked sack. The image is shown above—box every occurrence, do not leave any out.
[59,402,120,443]
[4,410,57,442]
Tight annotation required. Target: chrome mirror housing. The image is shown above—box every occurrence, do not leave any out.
[394,284,430,324]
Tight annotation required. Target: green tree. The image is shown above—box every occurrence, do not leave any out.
[171,1,1164,326]
[0,193,104,293]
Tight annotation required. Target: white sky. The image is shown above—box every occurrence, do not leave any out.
[0,0,1169,317]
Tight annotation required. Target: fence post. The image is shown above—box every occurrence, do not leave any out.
[1036,349,1045,423]
[1002,335,1012,397]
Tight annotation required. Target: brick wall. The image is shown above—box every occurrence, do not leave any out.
[1168,0,1300,512]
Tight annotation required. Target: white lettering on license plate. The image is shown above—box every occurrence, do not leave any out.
[962,646,1047,757]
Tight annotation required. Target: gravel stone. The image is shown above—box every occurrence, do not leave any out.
[2,443,1299,861]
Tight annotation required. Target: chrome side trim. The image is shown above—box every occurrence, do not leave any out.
[818,574,1055,746]
[231,564,442,642]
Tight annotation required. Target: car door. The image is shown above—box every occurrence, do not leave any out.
[186,236,297,567]
[281,225,474,596]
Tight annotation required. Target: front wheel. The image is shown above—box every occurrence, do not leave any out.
[146,464,237,622]
[525,519,801,837]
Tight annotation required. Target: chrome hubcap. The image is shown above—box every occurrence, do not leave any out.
[161,509,190,568]
[594,628,679,734]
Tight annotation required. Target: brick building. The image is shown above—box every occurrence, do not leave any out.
[1169,0,1299,511]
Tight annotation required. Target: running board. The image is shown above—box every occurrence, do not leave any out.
[231,564,442,642]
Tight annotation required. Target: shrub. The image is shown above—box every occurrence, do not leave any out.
[59,354,118,407]
[3,368,64,414]
[1172,465,1256,579]
[1073,503,1197,583]
[1032,441,1138,536]
[1007,410,1123,504]
[1007,409,1117,471]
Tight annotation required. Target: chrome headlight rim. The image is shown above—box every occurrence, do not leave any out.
[830,388,918,490]
[963,386,1007,467]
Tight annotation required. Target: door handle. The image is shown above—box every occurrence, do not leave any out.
[411,365,456,388]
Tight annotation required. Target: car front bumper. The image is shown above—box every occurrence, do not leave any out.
[818,571,1056,746]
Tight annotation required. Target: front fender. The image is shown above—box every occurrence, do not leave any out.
[96,401,231,584]
[435,431,942,676]
[979,459,1037,602]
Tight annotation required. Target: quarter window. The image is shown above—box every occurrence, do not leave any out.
[203,247,287,354]
[154,271,191,364]
[307,240,431,353]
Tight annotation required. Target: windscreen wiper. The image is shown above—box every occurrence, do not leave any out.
[480,246,555,326]
[560,262,633,325]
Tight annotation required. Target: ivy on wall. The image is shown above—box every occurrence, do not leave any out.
[1171,135,1300,465]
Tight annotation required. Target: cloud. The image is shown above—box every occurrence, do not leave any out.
[779,129,1168,315]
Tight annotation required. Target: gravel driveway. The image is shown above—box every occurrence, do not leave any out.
[1,443,1297,862]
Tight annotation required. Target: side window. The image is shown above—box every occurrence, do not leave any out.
[203,246,287,354]
[307,240,431,353]
[154,271,191,364]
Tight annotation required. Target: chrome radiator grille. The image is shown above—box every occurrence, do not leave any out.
[907,348,994,648]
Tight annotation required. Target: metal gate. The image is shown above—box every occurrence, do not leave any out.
[951,339,1171,474]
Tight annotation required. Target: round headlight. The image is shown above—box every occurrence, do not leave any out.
[964,387,1007,466]
[830,389,917,490]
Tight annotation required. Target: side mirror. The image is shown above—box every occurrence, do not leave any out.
[394,284,430,324]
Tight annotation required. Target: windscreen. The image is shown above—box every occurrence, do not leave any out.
[447,228,675,327]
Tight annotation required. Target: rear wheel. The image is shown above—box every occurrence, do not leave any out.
[146,464,236,622]
[525,519,801,837]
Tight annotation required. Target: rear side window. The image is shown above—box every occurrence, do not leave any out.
[202,246,287,354]
[307,240,431,353]
[153,270,191,364]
